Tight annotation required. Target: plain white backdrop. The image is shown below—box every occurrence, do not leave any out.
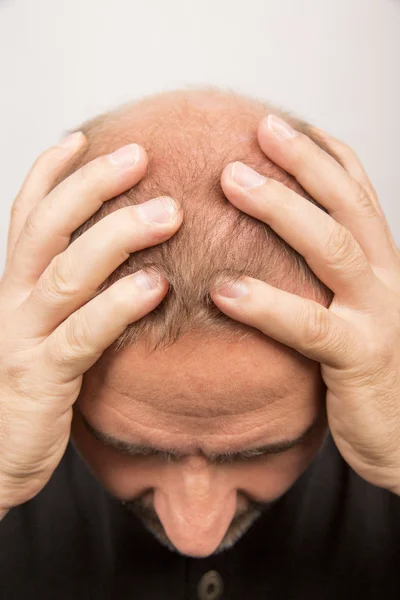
[0,0,399,272]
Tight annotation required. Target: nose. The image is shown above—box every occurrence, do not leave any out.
[154,456,237,557]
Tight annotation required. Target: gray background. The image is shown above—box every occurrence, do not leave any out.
[0,0,399,272]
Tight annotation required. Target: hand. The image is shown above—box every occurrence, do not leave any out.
[0,134,182,517]
[210,115,400,494]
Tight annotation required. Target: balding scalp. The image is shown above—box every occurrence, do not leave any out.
[62,87,336,353]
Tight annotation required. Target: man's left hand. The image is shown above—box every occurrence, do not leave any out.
[210,114,400,494]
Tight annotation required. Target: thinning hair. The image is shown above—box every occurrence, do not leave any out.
[63,87,337,354]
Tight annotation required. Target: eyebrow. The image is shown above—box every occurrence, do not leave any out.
[79,411,321,464]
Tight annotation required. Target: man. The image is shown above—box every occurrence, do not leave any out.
[0,87,399,599]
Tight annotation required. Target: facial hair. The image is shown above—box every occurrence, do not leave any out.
[121,494,280,556]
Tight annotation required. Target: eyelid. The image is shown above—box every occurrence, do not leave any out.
[160,451,180,463]
[209,451,266,464]
[144,449,180,463]
[145,450,256,465]
[113,443,270,464]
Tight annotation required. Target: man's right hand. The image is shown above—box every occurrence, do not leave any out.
[0,132,182,519]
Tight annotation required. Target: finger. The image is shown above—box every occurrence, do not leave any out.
[210,275,357,369]
[42,268,169,384]
[2,142,148,297]
[309,127,377,198]
[309,125,400,258]
[15,196,182,338]
[221,162,379,308]
[257,115,398,271]
[5,132,87,266]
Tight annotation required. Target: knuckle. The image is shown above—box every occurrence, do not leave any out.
[0,351,41,401]
[77,154,109,186]
[41,255,80,300]
[301,303,332,348]
[128,204,142,225]
[292,133,320,168]
[76,158,95,183]
[74,161,97,191]
[44,334,71,371]
[128,205,173,242]
[94,208,138,259]
[338,141,358,162]
[150,227,175,244]
[349,179,376,217]
[22,209,41,243]
[106,277,134,310]
[252,176,275,197]
[324,224,362,274]
[2,356,30,387]
[116,205,141,236]
[107,274,155,314]
[62,313,93,359]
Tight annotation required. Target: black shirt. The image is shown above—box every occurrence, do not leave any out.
[1,432,400,600]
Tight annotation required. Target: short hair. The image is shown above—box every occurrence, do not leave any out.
[63,87,338,354]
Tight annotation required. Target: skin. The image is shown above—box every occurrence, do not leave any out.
[67,91,332,558]
[1,90,399,564]
[72,103,400,557]
[0,91,330,559]
[211,116,400,498]
[71,329,329,557]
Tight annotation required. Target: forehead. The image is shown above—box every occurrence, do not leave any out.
[76,329,325,447]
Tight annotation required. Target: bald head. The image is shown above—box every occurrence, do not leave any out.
[69,88,332,557]
[66,87,334,354]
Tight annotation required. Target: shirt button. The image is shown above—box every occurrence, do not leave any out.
[197,570,224,600]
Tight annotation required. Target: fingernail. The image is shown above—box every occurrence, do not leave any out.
[214,279,248,299]
[132,269,161,290]
[231,162,266,189]
[109,143,141,168]
[137,196,177,224]
[267,115,297,139]
[59,131,85,150]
